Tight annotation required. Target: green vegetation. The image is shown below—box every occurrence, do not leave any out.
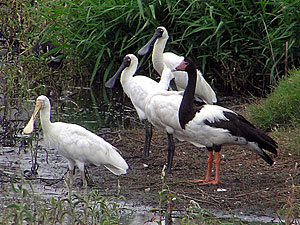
[1,177,124,224]
[1,0,299,95]
[277,163,300,225]
[245,69,300,157]
[0,167,248,225]
[245,69,300,130]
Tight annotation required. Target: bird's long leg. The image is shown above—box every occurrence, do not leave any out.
[80,170,88,197]
[80,170,88,189]
[69,169,74,187]
[67,161,75,188]
[213,151,222,184]
[143,120,152,158]
[189,145,223,185]
[84,167,94,186]
[204,150,214,182]
[188,150,213,183]
[76,161,88,189]
[166,133,175,174]
[208,145,222,184]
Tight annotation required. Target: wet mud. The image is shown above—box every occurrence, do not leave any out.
[1,127,299,223]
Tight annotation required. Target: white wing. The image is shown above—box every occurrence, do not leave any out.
[45,122,128,175]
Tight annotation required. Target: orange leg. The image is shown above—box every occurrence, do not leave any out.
[213,152,222,184]
[188,151,213,183]
[188,151,223,185]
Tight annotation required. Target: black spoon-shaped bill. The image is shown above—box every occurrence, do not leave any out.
[138,28,163,56]
[105,56,131,88]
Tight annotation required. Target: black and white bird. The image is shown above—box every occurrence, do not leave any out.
[138,26,217,104]
[23,95,129,187]
[105,54,174,158]
[144,57,278,184]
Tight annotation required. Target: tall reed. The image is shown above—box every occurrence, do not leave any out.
[2,0,300,95]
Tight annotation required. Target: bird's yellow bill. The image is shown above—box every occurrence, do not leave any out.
[23,100,42,134]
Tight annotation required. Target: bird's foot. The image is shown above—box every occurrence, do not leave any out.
[165,164,173,174]
[188,179,222,185]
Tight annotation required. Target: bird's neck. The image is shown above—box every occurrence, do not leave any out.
[40,107,52,132]
[179,65,197,129]
[120,64,137,88]
[152,38,167,75]
[158,68,173,90]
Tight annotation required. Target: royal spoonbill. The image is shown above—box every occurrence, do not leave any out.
[23,95,129,187]
[138,26,217,104]
[105,54,174,161]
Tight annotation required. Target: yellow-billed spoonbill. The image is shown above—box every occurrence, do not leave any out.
[23,95,129,187]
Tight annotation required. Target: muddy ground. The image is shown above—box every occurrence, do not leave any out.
[0,101,299,223]
[100,128,299,220]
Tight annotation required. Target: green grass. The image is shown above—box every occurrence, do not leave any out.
[245,69,300,130]
[0,177,124,224]
[277,163,300,224]
[272,125,300,156]
[0,166,250,225]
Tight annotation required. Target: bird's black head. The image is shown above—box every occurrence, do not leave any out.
[105,55,132,88]
[155,27,164,38]
[123,55,131,67]
[138,27,165,56]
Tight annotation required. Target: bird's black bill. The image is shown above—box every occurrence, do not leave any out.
[105,72,121,88]
[138,29,163,56]
[105,57,130,88]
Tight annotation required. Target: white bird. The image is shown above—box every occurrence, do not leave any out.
[138,26,217,104]
[23,95,129,187]
[144,58,278,184]
[105,54,175,161]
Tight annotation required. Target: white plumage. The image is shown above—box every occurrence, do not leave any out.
[23,95,128,187]
[138,26,217,104]
[144,58,277,184]
[105,54,174,158]
[145,92,232,146]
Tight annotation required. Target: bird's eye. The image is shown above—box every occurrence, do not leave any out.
[124,56,131,67]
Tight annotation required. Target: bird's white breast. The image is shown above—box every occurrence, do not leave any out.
[145,91,182,134]
[122,76,159,119]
